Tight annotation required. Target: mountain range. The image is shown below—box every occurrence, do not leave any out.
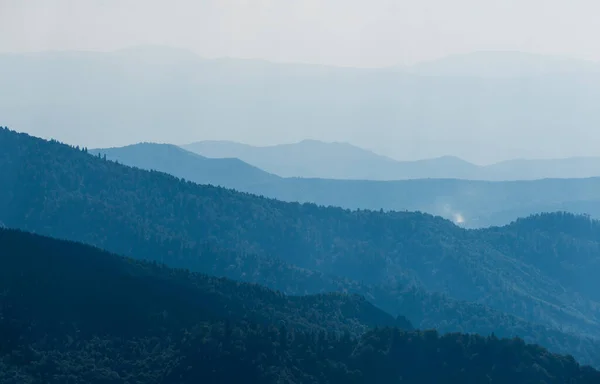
[4,127,600,368]
[182,139,600,181]
[3,47,600,163]
[93,142,600,228]
[6,44,600,383]
[3,227,598,383]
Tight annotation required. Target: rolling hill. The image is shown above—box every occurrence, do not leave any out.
[2,228,598,383]
[0,227,409,339]
[3,127,600,366]
[96,142,600,228]
[89,143,278,188]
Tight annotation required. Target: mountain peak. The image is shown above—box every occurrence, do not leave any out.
[90,142,278,188]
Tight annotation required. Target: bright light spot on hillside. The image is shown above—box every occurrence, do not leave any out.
[453,213,465,224]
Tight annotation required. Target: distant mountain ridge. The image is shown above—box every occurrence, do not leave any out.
[90,143,279,188]
[4,47,600,163]
[182,139,600,181]
[183,139,407,180]
[95,142,600,228]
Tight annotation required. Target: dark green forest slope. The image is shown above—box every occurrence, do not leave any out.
[0,228,410,339]
[1,228,599,384]
[2,127,600,366]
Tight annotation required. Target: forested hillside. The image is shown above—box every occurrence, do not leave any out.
[96,142,600,228]
[2,127,600,366]
[1,228,598,384]
[0,228,410,342]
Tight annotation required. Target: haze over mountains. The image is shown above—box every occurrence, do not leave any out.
[401,51,600,78]
[7,128,600,371]
[92,142,600,228]
[2,46,600,163]
[183,139,600,181]
[6,0,600,380]
[182,140,475,180]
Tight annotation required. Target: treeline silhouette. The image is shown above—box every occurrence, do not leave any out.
[1,228,599,383]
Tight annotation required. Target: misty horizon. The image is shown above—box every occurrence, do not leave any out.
[3,45,600,164]
[3,0,600,67]
[3,44,600,70]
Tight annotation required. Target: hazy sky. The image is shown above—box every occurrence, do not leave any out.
[2,0,600,67]
[2,0,600,164]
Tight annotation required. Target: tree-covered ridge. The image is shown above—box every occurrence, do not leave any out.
[480,212,600,303]
[1,228,599,384]
[192,239,600,368]
[1,127,600,365]
[97,142,600,229]
[0,228,410,339]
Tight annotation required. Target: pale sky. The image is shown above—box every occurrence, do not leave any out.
[1,0,600,67]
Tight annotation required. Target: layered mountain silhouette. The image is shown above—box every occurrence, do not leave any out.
[4,127,600,367]
[182,140,481,180]
[95,142,600,228]
[183,140,600,181]
[0,227,408,338]
[3,46,600,163]
[6,44,600,384]
[90,143,278,188]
